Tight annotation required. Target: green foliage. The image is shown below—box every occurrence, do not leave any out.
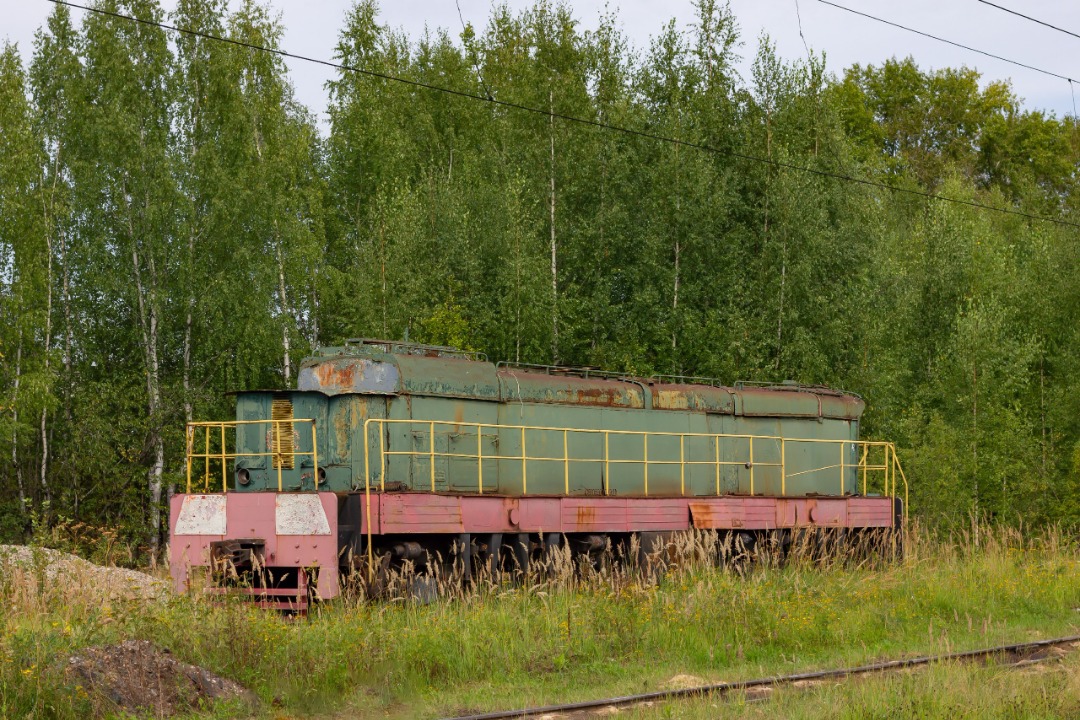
[2,0,1080,540]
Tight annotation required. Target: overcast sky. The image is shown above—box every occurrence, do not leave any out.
[5,0,1080,128]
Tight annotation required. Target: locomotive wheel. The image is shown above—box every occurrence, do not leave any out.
[540,532,563,579]
[637,531,674,579]
[510,533,530,578]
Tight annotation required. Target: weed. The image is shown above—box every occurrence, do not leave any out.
[0,523,1077,719]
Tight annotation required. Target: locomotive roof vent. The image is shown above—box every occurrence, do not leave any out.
[341,338,488,362]
[733,379,861,399]
[496,361,639,383]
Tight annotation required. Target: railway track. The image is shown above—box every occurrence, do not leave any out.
[445,634,1080,720]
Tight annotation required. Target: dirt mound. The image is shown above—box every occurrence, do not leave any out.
[0,545,167,601]
[66,640,256,717]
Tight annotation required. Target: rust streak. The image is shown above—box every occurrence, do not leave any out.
[688,502,713,529]
[315,361,358,391]
[574,506,596,528]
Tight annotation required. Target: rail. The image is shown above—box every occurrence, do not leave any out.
[445,634,1080,720]
[184,419,318,493]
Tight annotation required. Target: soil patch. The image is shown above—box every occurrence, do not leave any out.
[66,640,256,717]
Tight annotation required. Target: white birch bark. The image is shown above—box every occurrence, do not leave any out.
[549,90,558,364]
[11,329,25,514]
[128,187,164,555]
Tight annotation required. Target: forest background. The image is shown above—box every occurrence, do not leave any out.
[2,0,1079,556]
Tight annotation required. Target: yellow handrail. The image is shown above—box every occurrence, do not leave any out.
[357,418,907,574]
[360,418,897,500]
[184,419,318,492]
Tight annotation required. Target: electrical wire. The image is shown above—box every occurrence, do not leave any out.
[794,0,812,62]
[816,0,1079,85]
[975,1,1080,43]
[455,0,494,101]
[47,0,1080,230]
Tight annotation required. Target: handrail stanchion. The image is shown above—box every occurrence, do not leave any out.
[220,423,227,493]
[477,425,484,495]
[312,421,319,490]
[521,427,527,495]
[860,444,868,496]
[643,434,649,496]
[886,444,892,499]
[185,426,193,493]
[714,435,721,496]
[749,437,755,496]
[204,426,210,492]
[430,421,436,492]
[604,433,610,496]
[679,435,685,496]
[781,438,786,497]
[276,420,284,492]
[900,451,909,525]
[563,429,569,495]
[839,442,845,495]
[363,419,373,582]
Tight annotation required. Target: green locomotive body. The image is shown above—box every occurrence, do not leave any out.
[229,339,865,499]
[171,339,905,606]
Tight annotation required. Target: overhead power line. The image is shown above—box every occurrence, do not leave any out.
[47,0,1080,230]
[975,1,1080,43]
[816,0,1079,85]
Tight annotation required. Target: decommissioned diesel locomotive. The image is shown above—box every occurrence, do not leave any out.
[170,338,907,606]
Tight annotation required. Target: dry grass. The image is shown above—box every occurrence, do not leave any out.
[0,522,1077,719]
[336,526,904,604]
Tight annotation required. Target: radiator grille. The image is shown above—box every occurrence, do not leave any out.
[271,396,294,469]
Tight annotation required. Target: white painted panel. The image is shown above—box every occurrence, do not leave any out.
[275,494,331,536]
[174,495,227,535]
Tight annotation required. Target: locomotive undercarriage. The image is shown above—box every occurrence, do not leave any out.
[358,526,901,578]
[346,526,902,603]
[170,490,902,605]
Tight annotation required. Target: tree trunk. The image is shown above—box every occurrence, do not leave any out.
[11,328,25,515]
[308,282,319,347]
[148,294,164,556]
[672,145,681,355]
[62,230,72,421]
[39,197,54,506]
[129,193,164,556]
[183,227,194,426]
[276,235,291,384]
[776,232,787,371]
[549,90,559,364]
[972,354,978,514]
[379,215,387,340]
[515,213,522,364]
[1040,356,1047,478]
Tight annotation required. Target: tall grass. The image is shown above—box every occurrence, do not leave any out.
[342,526,904,604]
[1,524,1078,719]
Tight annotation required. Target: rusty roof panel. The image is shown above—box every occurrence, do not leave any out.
[652,384,734,413]
[498,370,645,408]
[296,344,863,419]
[296,357,399,396]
